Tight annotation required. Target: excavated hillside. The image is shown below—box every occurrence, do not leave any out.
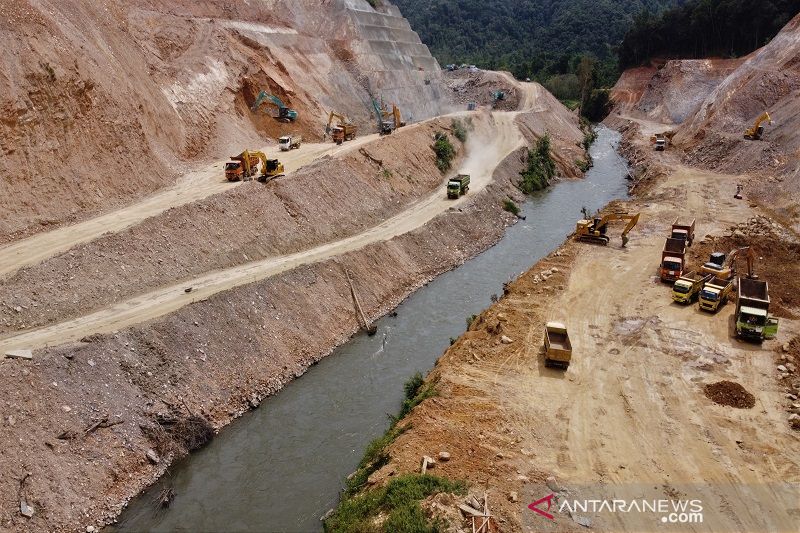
[0,0,450,243]
[609,58,743,126]
[609,14,800,229]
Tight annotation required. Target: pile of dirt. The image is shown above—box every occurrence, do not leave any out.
[443,70,520,111]
[704,381,756,409]
[688,223,800,318]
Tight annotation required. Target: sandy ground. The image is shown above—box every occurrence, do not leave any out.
[375,129,800,532]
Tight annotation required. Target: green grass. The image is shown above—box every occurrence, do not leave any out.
[325,474,467,532]
[560,99,580,110]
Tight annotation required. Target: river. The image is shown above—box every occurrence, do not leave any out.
[113,126,629,532]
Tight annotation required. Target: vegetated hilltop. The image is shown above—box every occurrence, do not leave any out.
[0,0,448,244]
[619,0,800,68]
[393,0,683,82]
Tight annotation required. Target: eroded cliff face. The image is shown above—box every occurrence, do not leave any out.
[0,0,450,242]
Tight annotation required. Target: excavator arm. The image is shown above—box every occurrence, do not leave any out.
[326,111,350,135]
[725,246,757,279]
[392,104,403,128]
[744,111,772,139]
[574,211,640,246]
[619,212,640,247]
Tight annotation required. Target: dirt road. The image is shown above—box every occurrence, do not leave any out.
[0,135,380,279]
[0,113,523,353]
[379,157,800,531]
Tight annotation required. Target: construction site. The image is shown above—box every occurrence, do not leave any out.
[0,1,799,532]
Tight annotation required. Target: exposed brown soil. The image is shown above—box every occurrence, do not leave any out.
[704,381,756,409]
[687,223,800,319]
[0,0,452,244]
[0,119,467,336]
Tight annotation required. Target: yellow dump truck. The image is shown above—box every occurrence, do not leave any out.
[698,276,734,312]
[672,271,713,304]
[544,322,572,370]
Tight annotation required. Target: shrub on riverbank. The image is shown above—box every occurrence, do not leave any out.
[326,474,466,532]
[327,374,465,532]
[519,134,556,193]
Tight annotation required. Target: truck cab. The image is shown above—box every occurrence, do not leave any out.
[278,136,292,151]
[655,138,666,151]
[698,283,729,312]
[737,307,779,339]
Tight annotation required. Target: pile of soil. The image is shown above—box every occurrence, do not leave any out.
[688,229,800,319]
[704,381,756,409]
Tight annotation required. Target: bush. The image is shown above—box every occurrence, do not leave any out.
[466,314,478,328]
[544,73,580,101]
[452,118,468,142]
[581,127,597,150]
[340,372,438,496]
[325,474,466,533]
[583,89,611,122]
[432,132,455,173]
[575,159,591,173]
[519,134,556,194]
[502,198,520,216]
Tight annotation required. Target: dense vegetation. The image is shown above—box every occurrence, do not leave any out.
[432,132,456,172]
[618,0,800,68]
[393,0,682,85]
[519,135,556,193]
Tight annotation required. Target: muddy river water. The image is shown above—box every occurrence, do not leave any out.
[114,126,629,532]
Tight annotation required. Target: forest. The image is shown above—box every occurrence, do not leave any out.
[618,0,800,68]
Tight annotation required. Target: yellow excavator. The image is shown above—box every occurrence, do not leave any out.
[375,103,406,135]
[225,150,284,182]
[325,111,357,145]
[575,212,640,247]
[744,111,772,140]
[387,103,404,129]
[700,246,756,280]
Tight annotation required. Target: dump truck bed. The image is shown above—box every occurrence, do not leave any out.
[544,322,572,369]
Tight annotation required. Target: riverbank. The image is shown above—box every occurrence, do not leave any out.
[115,127,629,531]
[332,124,800,531]
[0,99,590,530]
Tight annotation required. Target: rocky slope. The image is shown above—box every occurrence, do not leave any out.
[609,14,800,230]
[0,0,449,243]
